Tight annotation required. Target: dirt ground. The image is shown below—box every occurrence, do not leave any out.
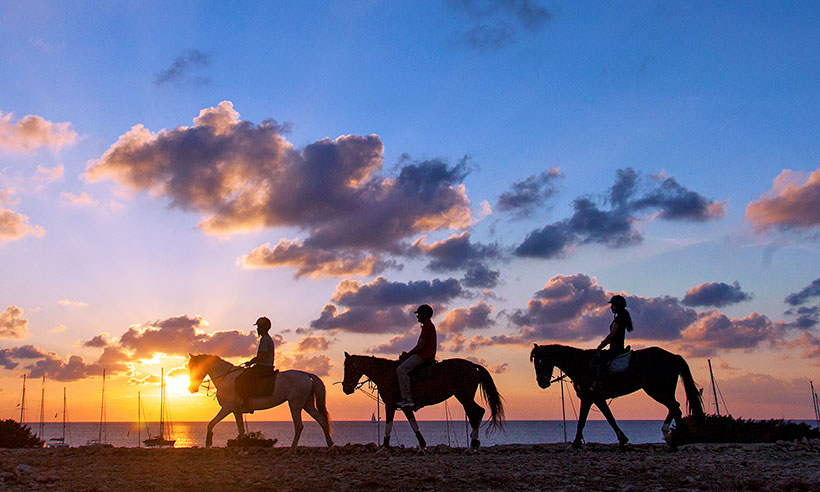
[1,441,819,491]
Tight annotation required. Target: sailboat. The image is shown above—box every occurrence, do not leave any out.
[46,387,70,448]
[86,368,108,447]
[143,368,176,447]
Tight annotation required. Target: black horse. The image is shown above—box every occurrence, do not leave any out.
[343,353,504,450]
[530,344,703,448]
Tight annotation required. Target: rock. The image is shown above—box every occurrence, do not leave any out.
[14,464,34,475]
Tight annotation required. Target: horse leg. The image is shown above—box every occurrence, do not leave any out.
[303,398,334,447]
[234,411,245,438]
[402,408,426,450]
[456,393,485,449]
[572,399,592,449]
[378,406,396,452]
[206,406,231,448]
[643,385,682,446]
[595,399,628,448]
[288,400,304,448]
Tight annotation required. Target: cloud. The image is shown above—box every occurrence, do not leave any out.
[678,311,782,357]
[330,276,464,307]
[496,167,561,219]
[366,332,417,354]
[239,239,399,278]
[461,264,501,289]
[0,110,79,152]
[85,102,476,276]
[294,335,331,353]
[510,274,699,342]
[61,191,99,207]
[515,168,724,259]
[0,345,47,369]
[277,353,332,376]
[784,278,820,306]
[50,324,66,333]
[119,315,258,358]
[682,281,753,308]
[0,306,29,339]
[790,332,820,364]
[465,334,529,352]
[82,333,109,348]
[310,304,410,334]
[447,0,552,50]
[0,343,128,381]
[489,362,509,374]
[58,299,89,308]
[0,207,45,241]
[745,169,820,230]
[154,49,212,86]
[439,302,495,333]
[408,231,501,277]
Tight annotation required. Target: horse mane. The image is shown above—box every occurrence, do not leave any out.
[530,343,593,361]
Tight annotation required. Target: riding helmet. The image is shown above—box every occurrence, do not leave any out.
[414,304,434,318]
[607,295,627,309]
[254,316,272,331]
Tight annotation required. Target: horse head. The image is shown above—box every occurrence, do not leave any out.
[342,352,364,395]
[187,353,209,393]
[530,344,554,389]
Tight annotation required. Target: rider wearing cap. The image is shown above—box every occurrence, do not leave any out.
[235,316,275,413]
[396,304,437,409]
[591,295,633,393]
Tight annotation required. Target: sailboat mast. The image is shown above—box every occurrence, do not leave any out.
[20,374,26,424]
[39,375,45,439]
[708,359,720,416]
[62,387,66,441]
[98,368,105,443]
[159,368,164,437]
[138,391,141,447]
[812,381,819,426]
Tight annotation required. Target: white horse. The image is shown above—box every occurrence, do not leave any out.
[187,353,334,448]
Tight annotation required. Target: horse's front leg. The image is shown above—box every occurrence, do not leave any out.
[206,406,232,448]
[378,406,397,452]
[234,411,245,438]
[595,399,628,448]
[402,408,426,451]
[572,399,592,449]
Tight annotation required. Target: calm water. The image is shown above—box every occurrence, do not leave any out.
[27,420,673,448]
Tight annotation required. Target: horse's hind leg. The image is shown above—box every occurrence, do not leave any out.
[234,411,245,438]
[402,408,426,450]
[644,385,682,445]
[595,399,628,448]
[303,399,333,447]
[456,393,485,449]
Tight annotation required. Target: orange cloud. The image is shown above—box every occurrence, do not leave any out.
[745,169,820,230]
[0,110,78,152]
[0,306,29,339]
[0,207,45,241]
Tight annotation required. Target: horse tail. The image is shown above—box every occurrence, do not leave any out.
[677,355,704,419]
[310,374,332,435]
[475,364,505,432]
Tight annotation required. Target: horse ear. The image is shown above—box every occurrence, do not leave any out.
[188,352,192,358]
[344,351,350,359]
[533,343,538,349]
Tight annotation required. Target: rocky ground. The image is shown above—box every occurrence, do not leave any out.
[1,441,819,491]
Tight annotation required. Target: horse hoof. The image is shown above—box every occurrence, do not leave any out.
[570,440,583,450]
[416,447,427,455]
[376,446,389,454]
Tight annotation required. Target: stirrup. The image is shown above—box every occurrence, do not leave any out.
[397,399,415,409]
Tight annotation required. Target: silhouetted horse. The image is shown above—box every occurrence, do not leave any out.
[530,344,703,448]
[342,353,504,450]
[188,354,333,448]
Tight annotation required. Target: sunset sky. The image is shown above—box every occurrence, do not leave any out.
[2,1,819,426]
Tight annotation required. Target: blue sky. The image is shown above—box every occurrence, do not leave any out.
[1,1,819,422]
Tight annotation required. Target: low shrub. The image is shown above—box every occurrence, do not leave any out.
[0,419,44,448]
[672,414,820,445]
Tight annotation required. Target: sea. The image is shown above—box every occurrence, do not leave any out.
[27,420,677,448]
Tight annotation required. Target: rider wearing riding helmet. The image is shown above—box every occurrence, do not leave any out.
[591,295,633,393]
[235,316,275,413]
[396,304,437,409]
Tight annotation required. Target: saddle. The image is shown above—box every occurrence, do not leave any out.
[238,367,279,398]
[607,347,632,374]
[410,358,438,381]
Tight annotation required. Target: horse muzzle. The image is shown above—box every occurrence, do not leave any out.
[188,384,200,394]
[342,384,355,395]
[537,377,551,389]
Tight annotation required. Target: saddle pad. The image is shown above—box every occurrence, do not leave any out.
[608,351,631,373]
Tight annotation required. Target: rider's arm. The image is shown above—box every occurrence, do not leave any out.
[596,321,619,350]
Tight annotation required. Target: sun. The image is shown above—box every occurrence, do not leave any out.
[165,375,191,396]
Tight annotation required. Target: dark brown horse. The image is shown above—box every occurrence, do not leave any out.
[342,353,504,450]
[530,344,703,448]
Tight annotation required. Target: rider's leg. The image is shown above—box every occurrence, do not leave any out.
[396,354,424,406]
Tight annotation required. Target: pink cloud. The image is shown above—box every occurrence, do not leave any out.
[745,169,820,230]
[0,110,78,152]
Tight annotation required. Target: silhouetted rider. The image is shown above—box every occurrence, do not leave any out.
[235,316,275,413]
[396,304,437,409]
[591,295,633,393]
